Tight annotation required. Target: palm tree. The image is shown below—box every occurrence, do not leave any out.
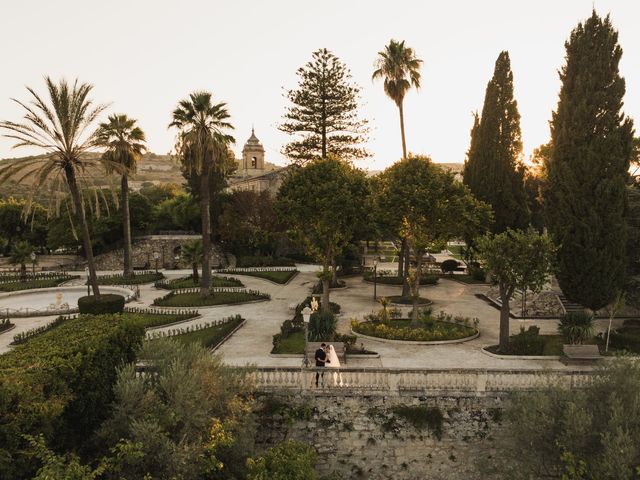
[96,114,146,277]
[0,78,107,296]
[372,39,423,160]
[169,92,235,297]
[10,241,33,282]
[181,238,203,283]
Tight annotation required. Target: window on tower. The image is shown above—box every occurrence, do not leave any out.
[251,156,257,168]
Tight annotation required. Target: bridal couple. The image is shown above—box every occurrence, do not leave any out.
[314,343,344,387]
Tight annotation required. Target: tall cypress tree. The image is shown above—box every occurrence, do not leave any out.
[279,48,369,163]
[463,51,529,233]
[545,12,634,310]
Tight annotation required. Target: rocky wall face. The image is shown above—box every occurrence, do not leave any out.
[255,393,505,480]
[94,238,225,271]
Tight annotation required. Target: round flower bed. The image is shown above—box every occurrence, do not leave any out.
[351,317,478,344]
[387,295,432,307]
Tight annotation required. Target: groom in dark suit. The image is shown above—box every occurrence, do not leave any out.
[315,343,329,387]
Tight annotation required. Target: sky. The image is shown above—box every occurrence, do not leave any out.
[0,0,638,171]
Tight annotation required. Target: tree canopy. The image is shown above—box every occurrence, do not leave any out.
[280,48,369,163]
[463,51,529,233]
[544,11,635,310]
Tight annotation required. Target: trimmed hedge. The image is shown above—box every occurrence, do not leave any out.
[153,290,270,307]
[0,314,145,480]
[78,294,125,314]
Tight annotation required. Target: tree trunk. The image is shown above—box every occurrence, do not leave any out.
[498,285,512,352]
[121,174,133,277]
[321,256,331,314]
[398,101,407,160]
[401,239,411,298]
[64,164,100,297]
[410,252,424,327]
[397,238,405,279]
[192,262,199,283]
[331,257,338,287]
[20,263,26,283]
[200,161,212,297]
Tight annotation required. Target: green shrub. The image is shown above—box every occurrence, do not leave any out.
[352,316,476,342]
[471,267,486,282]
[505,326,545,355]
[308,311,337,341]
[441,259,459,274]
[559,311,594,344]
[608,320,640,353]
[0,314,144,479]
[77,294,125,314]
[246,440,317,480]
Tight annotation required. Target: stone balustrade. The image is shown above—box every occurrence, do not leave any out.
[253,367,593,395]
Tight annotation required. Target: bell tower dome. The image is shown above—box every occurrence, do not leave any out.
[241,127,265,171]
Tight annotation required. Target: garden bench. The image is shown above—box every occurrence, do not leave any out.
[561,344,602,366]
[307,341,346,365]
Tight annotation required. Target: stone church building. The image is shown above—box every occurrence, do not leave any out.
[228,128,290,195]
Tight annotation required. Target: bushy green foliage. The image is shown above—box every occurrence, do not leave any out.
[501,326,545,355]
[463,51,529,232]
[98,339,255,480]
[484,358,640,479]
[246,440,317,480]
[352,312,477,342]
[608,319,640,353]
[78,294,125,315]
[559,311,594,345]
[0,314,144,479]
[0,317,13,332]
[172,315,244,348]
[544,12,635,310]
[308,311,337,341]
[440,259,460,274]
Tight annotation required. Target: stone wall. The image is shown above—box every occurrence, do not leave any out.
[94,235,227,271]
[255,392,505,480]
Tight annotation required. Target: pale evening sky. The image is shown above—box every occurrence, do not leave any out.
[0,0,638,171]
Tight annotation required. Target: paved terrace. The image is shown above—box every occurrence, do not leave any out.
[0,265,620,371]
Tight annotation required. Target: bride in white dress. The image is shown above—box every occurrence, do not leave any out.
[326,344,344,387]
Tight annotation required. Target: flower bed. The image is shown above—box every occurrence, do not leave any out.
[352,313,478,342]
[154,275,243,290]
[153,288,270,307]
[97,270,164,285]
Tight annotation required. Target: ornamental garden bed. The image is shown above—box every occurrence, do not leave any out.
[0,317,14,334]
[603,319,640,354]
[0,274,79,292]
[351,313,478,343]
[363,272,439,285]
[148,315,245,349]
[97,270,164,285]
[213,268,298,285]
[152,288,270,307]
[154,275,243,290]
[387,295,432,307]
[311,279,347,294]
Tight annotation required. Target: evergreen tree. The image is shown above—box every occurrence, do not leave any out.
[463,51,529,233]
[545,11,635,310]
[279,48,369,163]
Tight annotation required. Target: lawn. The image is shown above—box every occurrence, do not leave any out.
[123,311,199,329]
[363,272,438,285]
[485,335,565,356]
[153,290,269,307]
[173,316,244,348]
[97,271,164,285]
[271,330,305,354]
[0,276,76,292]
[234,270,298,284]
[156,275,243,289]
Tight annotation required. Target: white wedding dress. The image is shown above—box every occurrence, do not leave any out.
[326,344,344,387]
